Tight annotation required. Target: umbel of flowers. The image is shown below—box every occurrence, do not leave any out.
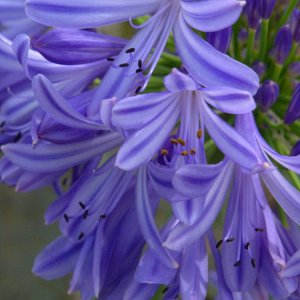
[0,0,300,299]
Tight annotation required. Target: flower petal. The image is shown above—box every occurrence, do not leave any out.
[181,0,245,32]
[281,249,300,278]
[26,0,160,28]
[173,15,259,95]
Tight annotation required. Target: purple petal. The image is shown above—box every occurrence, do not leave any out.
[181,0,245,32]
[203,87,256,114]
[26,0,160,28]
[281,249,300,277]
[2,132,122,172]
[173,15,259,95]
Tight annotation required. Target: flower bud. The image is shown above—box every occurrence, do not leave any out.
[244,0,260,29]
[291,140,300,156]
[257,0,276,19]
[255,80,279,111]
[206,27,232,53]
[285,84,300,124]
[290,9,300,42]
[273,25,293,64]
[252,61,266,77]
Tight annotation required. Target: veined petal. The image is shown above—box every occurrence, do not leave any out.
[261,169,300,224]
[164,161,234,251]
[25,0,160,28]
[2,132,122,173]
[203,87,256,114]
[164,68,198,92]
[173,161,226,198]
[173,15,259,95]
[115,96,180,170]
[181,0,245,32]
[112,92,177,129]
[202,101,260,170]
[136,167,178,269]
[281,249,300,278]
[32,236,80,280]
[0,1,25,21]
[32,74,106,130]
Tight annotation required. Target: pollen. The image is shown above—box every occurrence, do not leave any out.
[197,129,203,139]
[181,151,188,156]
[177,138,186,146]
[190,148,196,155]
[170,138,178,145]
[161,149,168,156]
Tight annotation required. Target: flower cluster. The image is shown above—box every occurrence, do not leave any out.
[0,0,300,299]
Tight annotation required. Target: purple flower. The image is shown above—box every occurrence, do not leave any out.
[285,83,300,124]
[112,69,258,171]
[257,0,277,19]
[255,80,280,111]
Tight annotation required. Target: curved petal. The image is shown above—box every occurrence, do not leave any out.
[173,161,226,198]
[261,169,300,224]
[32,236,80,280]
[281,249,300,278]
[181,0,245,32]
[32,74,106,130]
[2,132,122,173]
[136,167,178,268]
[202,101,260,171]
[173,15,259,95]
[164,161,234,251]
[115,96,180,170]
[25,0,160,28]
[203,87,256,114]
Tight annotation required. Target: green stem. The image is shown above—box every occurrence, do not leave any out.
[246,28,256,65]
[284,42,299,67]
[277,0,299,31]
[259,19,269,61]
[272,63,283,82]
[232,23,240,60]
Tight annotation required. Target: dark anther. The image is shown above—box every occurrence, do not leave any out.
[119,63,129,68]
[79,202,86,209]
[0,121,5,128]
[170,138,178,145]
[136,68,143,73]
[78,232,84,240]
[126,48,135,53]
[138,59,142,68]
[226,237,235,243]
[181,150,188,156]
[244,242,250,250]
[135,86,142,94]
[99,214,106,220]
[233,260,241,267]
[216,240,223,249]
[162,287,168,294]
[255,228,264,232]
[14,132,22,142]
[190,148,196,155]
[107,57,115,62]
[83,210,89,219]
[251,258,256,268]
[63,214,69,223]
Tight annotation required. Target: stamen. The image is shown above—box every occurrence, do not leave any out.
[244,242,250,250]
[78,232,84,240]
[197,129,203,139]
[161,149,168,156]
[138,59,143,68]
[119,63,130,68]
[107,57,115,62]
[177,138,186,146]
[135,86,142,94]
[234,260,241,267]
[170,138,178,145]
[63,214,69,223]
[251,258,256,268]
[99,214,106,220]
[216,240,223,248]
[190,148,196,155]
[181,150,188,156]
[83,210,89,219]
[226,237,235,243]
[126,48,135,53]
[255,228,264,232]
[14,132,22,142]
[79,202,86,209]
[136,68,143,73]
